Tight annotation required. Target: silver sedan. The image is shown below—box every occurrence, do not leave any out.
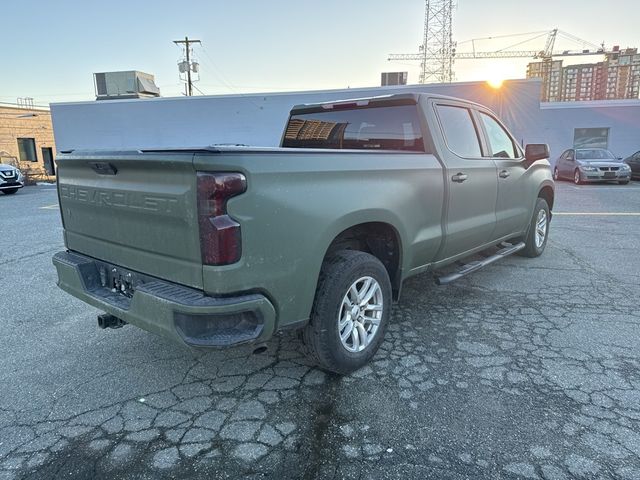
[553,148,631,185]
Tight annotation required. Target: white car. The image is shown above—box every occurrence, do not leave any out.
[0,164,25,194]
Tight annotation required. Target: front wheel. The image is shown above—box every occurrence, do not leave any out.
[619,180,629,185]
[1,188,18,195]
[574,169,582,185]
[302,250,392,374]
[518,197,550,258]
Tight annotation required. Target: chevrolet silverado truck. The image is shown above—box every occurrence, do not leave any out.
[53,93,554,374]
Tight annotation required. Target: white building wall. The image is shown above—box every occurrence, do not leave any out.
[540,100,640,164]
[50,80,542,153]
[51,79,640,165]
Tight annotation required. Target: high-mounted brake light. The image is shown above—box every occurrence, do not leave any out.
[321,100,370,111]
[197,172,247,265]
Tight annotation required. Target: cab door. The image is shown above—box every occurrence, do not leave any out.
[430,101,498,261]
[475,110,531,239]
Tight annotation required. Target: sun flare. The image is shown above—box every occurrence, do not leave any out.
[486,78,504,89]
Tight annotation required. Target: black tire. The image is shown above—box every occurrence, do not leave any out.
[518,197,550,258]
[553,167,560,181]
[573,169,582,185]
[619,180,629,185]
[1,188,18,195]
[302,250,392,374]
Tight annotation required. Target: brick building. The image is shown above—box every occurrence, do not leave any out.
[526,60,563,102]
[527,47,640,102]
[561,63,597,101]
[0,103,56,181]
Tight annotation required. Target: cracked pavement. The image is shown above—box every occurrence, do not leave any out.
[1,183,640,479]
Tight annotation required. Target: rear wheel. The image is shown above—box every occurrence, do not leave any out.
[619,180,629,185]
[573,169,582,185]
[518,197,550,258]
[1,188,18,195]
[553,167,560,181]
[302,250,392,374]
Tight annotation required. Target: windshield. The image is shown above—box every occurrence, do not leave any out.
[576,149,616,160]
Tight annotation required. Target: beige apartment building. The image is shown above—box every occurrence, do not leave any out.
[0,103,56,181]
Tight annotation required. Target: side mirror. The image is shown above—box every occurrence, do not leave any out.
[525,144,549,164]
[617,156,623,160]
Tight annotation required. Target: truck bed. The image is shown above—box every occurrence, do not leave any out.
[56,147,445,327]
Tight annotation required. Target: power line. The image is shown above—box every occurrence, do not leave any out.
[198,45,240,94]
[197,45,264,109]
[192,84,207,96]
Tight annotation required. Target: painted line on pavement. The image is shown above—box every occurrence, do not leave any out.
[40,204,59,210]
[562,184,640,190]
[554,212,640,216]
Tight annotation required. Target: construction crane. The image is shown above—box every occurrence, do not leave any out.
[388,0,605,83]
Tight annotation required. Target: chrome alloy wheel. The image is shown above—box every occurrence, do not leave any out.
[338,276,383,353]
[535,209,548,248]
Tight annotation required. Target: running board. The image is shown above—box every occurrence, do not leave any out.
[434,242,525,285]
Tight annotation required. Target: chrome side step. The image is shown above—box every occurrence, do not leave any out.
[434,242,525,286]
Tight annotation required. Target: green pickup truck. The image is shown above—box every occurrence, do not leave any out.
[53,93,554,374]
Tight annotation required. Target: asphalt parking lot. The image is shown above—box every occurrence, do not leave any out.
[1,182,640,480]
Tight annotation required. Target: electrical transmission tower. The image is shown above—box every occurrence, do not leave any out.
[387,0,456,83]
[418,0,456,83]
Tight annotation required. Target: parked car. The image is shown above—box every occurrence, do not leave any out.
[0,164,24,194]
[553,148,631,185]
[623,151,640,180]
[52,93,554,374]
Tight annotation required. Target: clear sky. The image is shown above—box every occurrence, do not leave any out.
[2,0,636,105]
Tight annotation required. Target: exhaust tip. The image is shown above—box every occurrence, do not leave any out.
[252,344,268,355]
[97,313,127,329]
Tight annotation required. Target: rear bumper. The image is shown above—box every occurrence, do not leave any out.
[52,251,276,348]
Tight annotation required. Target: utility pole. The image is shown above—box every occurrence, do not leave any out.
[173,36,201,96]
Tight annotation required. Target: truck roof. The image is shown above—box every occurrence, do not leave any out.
[289,92,484,115]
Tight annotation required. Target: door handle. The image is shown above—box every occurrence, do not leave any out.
[451,172,468,183]
[499,170,510,178]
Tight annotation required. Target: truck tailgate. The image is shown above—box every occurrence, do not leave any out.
[57,151,203,289]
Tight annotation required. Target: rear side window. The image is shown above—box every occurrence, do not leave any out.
[435,105,482,158]
[478,112,518,159]
[282,105,424,151]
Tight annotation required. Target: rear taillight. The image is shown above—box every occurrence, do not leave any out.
[197,172,247,265]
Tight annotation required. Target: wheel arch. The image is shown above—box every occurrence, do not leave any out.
[538,184,554,211]
[322,221,404,300]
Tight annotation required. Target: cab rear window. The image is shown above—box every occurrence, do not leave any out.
[282,105,425,152]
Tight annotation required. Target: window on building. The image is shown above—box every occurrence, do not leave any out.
[573,128,610,149]
[17,138,37,162]
[434,105,482,158]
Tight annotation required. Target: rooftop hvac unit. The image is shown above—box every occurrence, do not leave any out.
[381,72,408,86]
[94,71,161,100]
